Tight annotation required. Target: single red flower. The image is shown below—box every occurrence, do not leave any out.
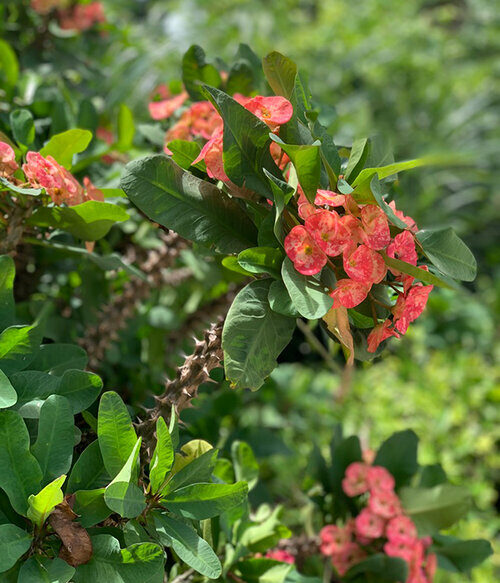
[343,244,387,284]
[360,204,391,250]
[330,279,371,309]
[244,95,293,129]
[305,210,350,257]
[284,225,327,275]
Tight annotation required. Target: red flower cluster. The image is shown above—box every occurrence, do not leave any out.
[58,2,106,31]
[284,187,432,351]
[320,462,437,582]
[0,142,104,207]
[265,549,295,564]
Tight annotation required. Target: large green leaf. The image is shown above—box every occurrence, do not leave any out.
[262,51,297,99]
[330,435,363,518]
[161,448,218,496]
[202,85,279,197]
[73,535,164,583]
[74,488,111,528]
[162,482,248,520]
[222,279,296,390]
[344,138,369,183]
[281,258,333,319]
[10,109,35,147]
[30,343,88,375]
[400,485,470,535]
[231,441,259,490]
[432,535,493,573]
[39,129,92,169]
[374,430,419,488]
[32,395,74,485]
[0,323,43,376]
[416,228,476,281]
[9,370,60,417]
[270,135,320,203]
[0,256,15,330]
[0,410,42,515]
[98,391,137,478]
[237,247,283,278]
[0,524,32,573]
[149,417,174,495]
[27,475,65,528]
[28,201,129,241]
[154,512,222,579]
[345,554,408,582]
[104,438,146,519]
[182,45,221,100]
[166,139,205,171]
[67,441,109,492]
[0,370,16,409]
[57,369,102,414]
[121,154,257,253]
[17,556,74,583]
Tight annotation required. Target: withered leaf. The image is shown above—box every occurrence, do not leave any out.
[49,499,93,567]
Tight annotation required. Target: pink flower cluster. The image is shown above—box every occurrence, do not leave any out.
[265,549,295,564]
[58,2,106,31]
[320,462,436,582]
[284,188,432,351]
[0,141,103,206]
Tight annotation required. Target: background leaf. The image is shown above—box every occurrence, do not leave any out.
[39,129,92,169]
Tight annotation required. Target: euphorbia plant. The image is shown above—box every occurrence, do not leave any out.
[122,46,477,390]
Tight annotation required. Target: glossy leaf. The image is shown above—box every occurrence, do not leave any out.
[281,258,333,319]
[149,417,174,495]
[344,138,369,183]
[39,129,92,169]
[30,344,88,376]
[28,201,129,241]
[416,227,477,281]
[374,430,419,488]
[345,554,408,582]
[237,247,283,278]
[67,440,109,492]
[32,395,74,485]
[72,535,164,583]
[381,252,452,289]
[182,45,221,100]
[167,140,205,171]
[117,104,135,151]
[162,482,248,520]
[98,391,137,478]
[262,51,297,98]
[0,323,43,376]
[74,489,111,528]
[222,279,296,390]
[0,370,16,409]
[57,369,102,414]
[27,475,65,528]
[0,524,32,573]
[0,410,42,515]
[268,280,299,317]
[162,448,218,496]
[121,154,257,253]
[10,109,35,147]
[432,535,493,573]
[154,512,222,579]
[17,556,74,583]
[231,441,259,490]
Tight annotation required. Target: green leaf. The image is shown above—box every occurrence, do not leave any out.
[400,485,470,535]
[202,85,279,197]
[162,448,218,496]
[281,258,333,319]
[263,170,294,245]
[32,395,74,485]
[222,279,296,390]
[162,482,248,520]
[231,441,259,490]
[268,280,299,317]
[0,323,43,376]
[27,475,65,528]
[344,554,408,582]
[366,176,409,227]
[0,39,19,92]
[40,129,92,169]
[67,440,109,492]
[381,252,453,289]
[18,556,75,583]
[330,435,362,518]
[30,343,88,375]
[121,154,257,254]
[98,391,137,478]
[154,512,222,579]
[117,104,135,151]
[226,60,255,96]
[0,410,42,515]
[104,438,146,518]
[0,256,15,330]
[312,121,341,183]
[73,535,164,583]
[374,430,419,488]
[28,201,129,241]
[344,138,369,183]
[419,464,447,488]
[416,228,477,282]
[270,134,320,203]
[167,140,205,171]
[262,51,297,99]
[0,524,32,573]
[237,558,292,583]
[182,45,221,100]
[9,370,60,417]
[432,535,493,572]
[74,488,111,528]
[10,109,35,147]
[57,369,102,414]
[0,370,16,409]
[0,177,42,196]
[149,417,174,495]
[222,256,253,276]
[237,247,283,278]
